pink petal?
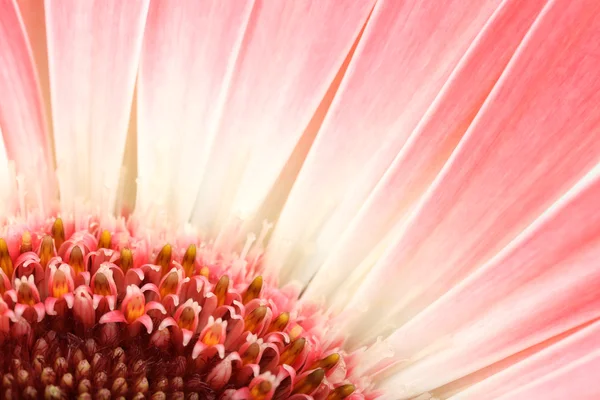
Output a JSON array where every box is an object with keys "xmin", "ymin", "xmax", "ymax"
[
  {"xmin": 492, "ymin": 350, "xmax": 600, "ymax": 400},
  {"xmin": 135, "ymin": 314, "xmax": 153, "ymax": 334},
  {"xmin": 145, "ymin": 300, "xmax": 167, "ymax": 315},
  {"xmin": 44, "ymin": 297, "xmax": 57, "ymax": 316},
  {"xmin": 136, "ymin": 0, "xmax": 253, "ymax": 221},
  {"xmin": 378, "ymin": 164, "xmax": 600, "ymax": 394},
  {"xmin": 0, "ymin": 0, "xmax": 55, "ymax": 208},
  {"xmin": 157, "ymin": 317, "xmax": 177, "ymax": 331},
  {"xmin": 13, "ymin": 303, "xmax": 27, "ymax": 318},
  {"xmin": 45, "ymin": 0, "xmax": 148, "ymax": 208},
  {"xmin": 16, "ymin": 0, "xmax": 52, "ymax": 139},
  {"xmin": 140, "ymin": 282, "xmax": 160, "ymax": 296},
  {"xmin": 267, "ymin": 0, "xmax": 504, "ymax": 282},
  {"xmin": 188, "ymin": 0, "xmax": 376, "ymax": 231},
  {"xmin": 181, "ymin": 329, "xmax": 194, "ymax": 347},
  {"xmin": 449, "ymin": 320, "xmax": 600, "ymax": 399},
  {"xmin": 99, "ymin": 310, "xmax": 127, "ymax": 324},
  {"xmin": 303, "ymin": 0, "xmax": 549, "ymax": 301},
  {"xmin": 33, "ymin": 302, "xmax": 45, "ymax": 322},
  {"xmin": 62, "ymin": 292, "xmax": 74, "ymax": 309},
  {"xmin": 347, "ymin": 0, "xmax": 600, "ymax": 337}
]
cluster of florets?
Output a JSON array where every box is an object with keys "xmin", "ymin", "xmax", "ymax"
[{"xmin": 0, "ymin": 217, "xmax": 364, "ymax": 399}]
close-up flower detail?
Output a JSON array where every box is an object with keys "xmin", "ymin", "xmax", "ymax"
[{"xmin": 1, "ymin": 0, "xmax": 600, "ymax": 399}]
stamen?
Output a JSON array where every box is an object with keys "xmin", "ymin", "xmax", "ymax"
[
  {"xmin": 159, "ymin": 271, "xmax": 179, "ymax": 298},
  {"xmin": 20, "ymin": 231, "xmax": 32, "ymax": 253},
  {"xmin": 155, "ymin": 244, "xmax": 172, "ymax": 276},
  {"xmin": 98, "ymin": 230, "xmax": 111, "ymax": 249},
  {"xmin": 181, "ymin": 244, "xmax": 196, "ymax": 278},
  {"xmin": 268, "ymin": 312, "xmax": 289, "ymax": 333},
  {"xmin": 17, "ymin": 282, "xmax": 35, "ymax": 305},
  {"xmin": 214, "ymin": 275, "xmax": 229, "ymax": 307},
  {"xmin": 242, "ymin": 276, "xmax": 263, "ymax": 304},
  {"xmin": 326, "ymin": 384, "xmax": 356, "ymax": 400},
  {"xmin": 244, "ymin": 306, "xmax": 267, "ymax": 334},
  {"xmin": 69, "ymin": 246, "xmax": 85, "ymax": 275},
  {"xmin": 177, "ymin": 307, "xmax": 196, "ymax": 330},
  {"xmin": 124, "ymin": 295, "xmax": 145, "ymax": 323},
  {"xmin": 310, "ymin": 353, "xmax": 340, "ymax": 372},
  {"xmin": 292, "ymin": 368, "xmax": 325, "ymax": 394},
  {"xmin": 51, "ymin": 269, "xmax": 69, "ymax": 299},
  {"xmin": 51, "ymin": 218, "xmax": 65, "ymax": 250},
  {"xmin": 280, "ymin": 337, "xmax": 306, "ymax": 365},
  {"xmin": 250, "ymin": 381, "xmax": 272, "ymax": 400},
  {"xmin": 201, "ymin": 323, "xmax": 223, "ymax": 346},
  {"xmin": 241, "ymin": 342, "xmax": 260, "ymax": 364},
  {"xmin": 119, "ymin": 248, "xmax": 133, "ymax": 273},
  {"xmin": 93, "ymin": 272, "xmax": 111, "ymax": 296},
  {"xmin": 0, "ymin": 238, "xmax": 13, "ymax": 277},
  {"xmin": 39, "ymin": 236, "xmax": 54, "ymax": 269}
]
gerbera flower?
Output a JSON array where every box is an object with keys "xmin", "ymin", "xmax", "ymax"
[{"xmin": 0, "ymin": 0, "xmax": 598, "ymax": 399}]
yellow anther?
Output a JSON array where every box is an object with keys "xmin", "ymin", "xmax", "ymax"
[
  {"xmin": 51, "ymin": 218, "xmax": 65, "ymax": 250},
  {"xmin": 201, "ymin": 324, "xmax": 222, "ymax": 346},
  {"xmin": 181, "ymin": 244, "xmax": 196, "ymax": 278},
  {"xmin": 124, "ymin": 296, "xmax": 145, "ymax": 323},
  {"xmin": 98, "ymin": 230, "xmax": 111, "ymax": 249},
  {"xmin": 0, "ymin": 277, "xmax": 5, "ymax": 295},
  {"xmin": 244, "ymin": 306, "xmax": 267, "ymax": 334},
  {"xmin": 52, "ymin": 269, "xmax": 69, "ymax": 299},
  {"xmin": 69, "ymin": 246, "xmax": 85, "ymax": 275},
  {"xmin": 279, "ymin": 337, "xmax": 306, "ymax": 366},
  {"xmin": 93, "ymin": 273, "xmax": 112, "ymax": 296},
  {"xmin": 20, "ymin": 231, "xmax": 32, "ymax": 253},
  {"xmin": 159, "ymin": 271, "xmax": 179, "ymax": 299},
  {"xmin": 155, "ymin": 244, "xmax": 172, "ymax": 276},
  {"xmin": 250, "ymin": 381, "xmax": 272, "ymax": 400},
  {"xmin": 241, "ymin": 342, "xmax": 260, "ymax": 364},
  {"xmin": 199, "ymin": 266, "xmax": 209, "ymax": 277},
  {"xmin": 177, "ymin": 307, "xmax": 196, "ymax": 330},
  {"xmin": 119, "ymin": 248, "xmax": 133, "ymax": 273},
  {"xmin": 292, "ymin": 368, "xmax": 325, "ymax": 394},
  {"xmin": 0, "ymin": 238, "xmax": 13, "ymax": 277},
  {"xmin": 310, "ymin": 353, "xmax": 340, "ymax": 372},
  {"xmin": 39, "ymin": 235, "xmax": 54, "ymax": 269},
  {"xmin": 17, "ymin": 283, "xmax": 35, "ymax": 305},
  {"xmin": 326, "ymin": 384, "xmax": 356, "ymax": 400},
  {"xmin": 289, "ymin": 325, "xmax": 303, "ymax": 341},
  {"xmin": 242, "ymin": 276, "xmax": 263, "ymax": 304},
  {"xmin": 214, "ymin": 275, "xmax": 229, "ymax": 307},
  {"xmin": 268, "ymin": 312, "xmax": 289, "ymax": 333}
]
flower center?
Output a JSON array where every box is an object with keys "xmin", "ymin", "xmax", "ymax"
[{"xmin": 0, "ymin": 217, "xmax": 362, "ymax": 399}]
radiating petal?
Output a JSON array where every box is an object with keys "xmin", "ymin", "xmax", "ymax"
[
  {"xmin": 17, "ymin": 0, "xmax": 53, "ymax": 146},
  {"xmin": 267, "ymin": 0, "xmax": 504, "ymax": 283},
  {"xmin": 303, "ymin": 0, "xmax": 548, "ymax": 302},
  {"xmin": 345, "ymin": 0, "xmax": 600, "ymax": 337},
  {"xmin": 136, "ymin": 0, "xmax": 253, "ymax": 222},
  {"xmin": 494, "ymin": 350, "xmax": 600, "ymax": 400},
  {"xmin": 45, "ymin": 0, "xmax": 149, "ymax": 210},
  {"xmin": 190, "ymin": 0, "xmax": 376, "ymax": 232},
  {"xmin": 376, "ymin": 162, "xmax": 600, "ymax": 395},
  {"xmin": 448, "ymin": 320, "xmax": 600, "ymax": 399},
  {"xmin": 0, "ymin": 0, "xmax": 55, "ymax": 210}
]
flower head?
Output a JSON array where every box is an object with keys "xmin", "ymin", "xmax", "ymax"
[{"xmin": 0, "ymin": 0, "xmax": 599, "ymax": 399}]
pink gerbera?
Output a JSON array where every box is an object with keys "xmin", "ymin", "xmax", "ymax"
[{"xmin": 0, "ymin": 0, "xmax": 599, "ymax": 399}]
